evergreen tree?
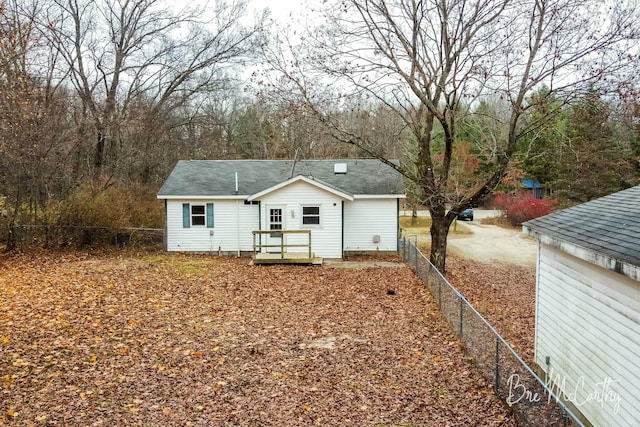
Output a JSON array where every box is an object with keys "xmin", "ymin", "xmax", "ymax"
[{"xmin": 561, "ymin": 90, "xmax": 635, "ymax": 202}]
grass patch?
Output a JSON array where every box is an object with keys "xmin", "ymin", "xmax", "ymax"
[
  {"xmin": 480, "ymin": 214, "xmax": 520, "ymax": 229},
  {"xmin": 142, "ymin": 254, "xmax": 166, "ymax": 265},
  {"xmin": 400, "ymin": 215, "xmax": 432, "ymax": 229},
  {"xmin": 141, "ymin": 253, "xmax": 219, "ymax": 274},
  {"xmin": 400, "ymin": 215, "xmax": 432, "ymax": 236},
  {"xmin": 449, "ymin": 220, "xmax": 473, "ymax": 235},
  {"xmin": 400, "ymin": 215, "xmax": 473, "ymax": 236},
  {"xmin": 175, "ymin": 259, "xmax": 217, "ymax": 274}
]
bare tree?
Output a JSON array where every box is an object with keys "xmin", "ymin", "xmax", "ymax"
[
  {"xmin": 0, "ymin": 0, "xmax": 76, "ymax": 249},
  {"xmin": 43, "ymin": 0, "xmax": 267, "ymax": 177},
  {"xmin": 263, "ymin": 0, "xmax": 640, "ymax": 271}
]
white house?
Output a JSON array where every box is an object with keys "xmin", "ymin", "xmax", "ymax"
[
  {"xmin": 523, "ymin": 186, "xmax": 640, "ymax": 427},
  {"xmin": 157, "ymin": 159, "xmax": 405, "ymax": 259}
]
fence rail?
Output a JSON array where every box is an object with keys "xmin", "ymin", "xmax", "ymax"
[
  {"xmin": 401, "ymin": 237, "xmax": 584, "ymax": 427},
  {"xmin": 6, "ymin": 225, "xmax": 164, "ymax": 249}
]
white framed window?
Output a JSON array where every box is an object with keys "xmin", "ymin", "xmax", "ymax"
[
  {"xmin": 301, "ymin": 205, "xmax": 321, "ymax": 227},
  {"xmin": 191, "ymin": 204, "xmax": 206, "ymax": 226},
  {"xmin": 182, "ymin": 203, "xmax": 213, "ymax": 228}
]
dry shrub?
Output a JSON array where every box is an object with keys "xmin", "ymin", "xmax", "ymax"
[{"xmin": 55, "ymin": 180, "xmax": 164, "ymax": 247}]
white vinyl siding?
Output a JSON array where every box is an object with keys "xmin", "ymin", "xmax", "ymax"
[
  {"xmin": 166, "ymin": 199, "xmax": 258, "ymax": 252},
  {"xmin": 535, "ymin": 244, "xmax": 640, "ymax": 426},
  {"xmin": 164, "ymin": 186, "xmax": 402, "ymax": 258},
  {"xmin": 343, "ymin": 198, "xmax": 398, "ymax": 252},
  {"xmin": 259, "ymin": 181, "xmax": 344, "ymax": 258}
]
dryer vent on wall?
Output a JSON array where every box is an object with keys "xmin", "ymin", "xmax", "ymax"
[{"xmin": 372, "ymin": 235, "xmax": 381, "ymax": 243}]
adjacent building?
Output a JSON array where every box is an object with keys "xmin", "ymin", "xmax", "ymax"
[{"xmin": 523, "ymin": 185, "xmax": 640, "ymax": 426}]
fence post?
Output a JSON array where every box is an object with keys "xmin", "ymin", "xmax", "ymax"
[
  {"xmin": 404, "ymin": 237, "xmax": 407, "ymax": 259},
  {"xmin": 404, "ymin": 237, "xmax": 408, "ymax": 260},
  {"xmin": 494, "ymin": 335, "xmax": 500, "ymax": 393},
  {"xmin": 437, "ymin": 280, "xmax": 442, "ymax": 308},
  {"xmin": 458, "ymin": 292, "xmax": 463, "ymax": 338}
]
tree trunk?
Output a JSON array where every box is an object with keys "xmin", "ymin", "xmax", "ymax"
[
  {"xmin": 429, "ymin": 207, "xmax": 453, "ymax": 273},
  {"xmin": 95, "ymin": 128, "xmax": 106, "ymax": 172},
  {"xmin": 6, "ymin": 224, "xmax": 16, "ymax": 252},
  {"xmin": 6, "ymin": 188, "xmax": 22, "ymax": 251}
]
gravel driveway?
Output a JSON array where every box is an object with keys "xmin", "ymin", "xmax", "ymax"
[
  {"xmin": 409, "ymin": 209, "xmax": 538, "ymax": 266},
  {"xmin": 448, "ymin": 221, "xmax": 537, "ymax": 266}
]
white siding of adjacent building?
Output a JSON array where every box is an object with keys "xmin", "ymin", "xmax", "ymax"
[
  {"xmin": 343, "ymin": 198, "xmax": 398, "ymax": 252},
  {"xmin": 257, "ymin": 180, "xmax": 344, "ymax": 258},
  {"xmin": 535, "ymin": 243, "xmax": 640, "ymax": 426},
  {"xmin": 165, "ymin": 199, "xmax": 258, "ymax": 252}
]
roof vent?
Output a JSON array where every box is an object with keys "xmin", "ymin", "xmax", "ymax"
[{"xmin": 334, "ymin": 163, "xmax": 347, "ymax": 174}]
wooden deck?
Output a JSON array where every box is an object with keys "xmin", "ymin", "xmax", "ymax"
[
  {"xmin": 252, "ymin": 252, "xmax": 323, "ymax": 265},
  {"xmin": 252, "ymin": 230, "xmax": 321, "ymax": 265}
]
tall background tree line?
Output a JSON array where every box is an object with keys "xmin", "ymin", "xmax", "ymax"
[{"xmin": 1, "ymin": 0, "xmax": 639, "ymax": 264}]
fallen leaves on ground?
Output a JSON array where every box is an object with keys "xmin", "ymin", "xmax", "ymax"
[
  {"xmin": 0, "ymin": 252, "xmax": 515, "ymax": 426},
  {"xmin": 445, "ymin": 255, "xmax": 536, "ymax": 364}
]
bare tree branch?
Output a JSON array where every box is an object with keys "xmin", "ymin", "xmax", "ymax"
[
  {"xmin": 40, "ymin": 0, "xmax": 267, "ymax": 174},
  {"xmin": 262, "ymin": 0, "xmax": 640, "ymax": 271}
]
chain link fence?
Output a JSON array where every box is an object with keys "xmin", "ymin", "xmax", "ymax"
[
  {"xmin": 6, "ymin": 225, "xmax": 164, "ymax": 250},
  {"xmin": 401, "ymin": 237, "xmax": 585, "ymax": 427}
]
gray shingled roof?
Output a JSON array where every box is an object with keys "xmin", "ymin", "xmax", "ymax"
[
  {"xmin": 523, "ymin": 186, "xmax": 640, "ymax": 268},
  {"xmin": 157, "ymin": 159, "xmax": 405, "ymax": 197}
]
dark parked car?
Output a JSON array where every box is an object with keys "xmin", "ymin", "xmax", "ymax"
[{"xmin": 457, "ymin": 207, "xmax": 474, "ymax": 221}]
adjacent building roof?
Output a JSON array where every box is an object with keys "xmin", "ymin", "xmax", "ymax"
[
  {"xmin": 523, "ymin": 185, "xmax": 640, "ymax": 278},
  {"xmin": 521, "ymin": 178, "xmax": 542, "ymax": 189},
  {"xmin": 157, "ymin": 159, "xmax": 405, "ymax": 198}
]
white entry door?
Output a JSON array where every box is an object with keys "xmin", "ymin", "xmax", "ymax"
[{"xmin": 266, "ymin": 205, "xmax": 285, "ymax": 252}]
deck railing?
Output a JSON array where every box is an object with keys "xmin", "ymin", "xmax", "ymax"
[{"xmin": 252, "ymin": 229, "xmax": 312, "ymax": 259}]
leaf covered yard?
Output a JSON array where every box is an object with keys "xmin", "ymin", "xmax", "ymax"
[{"xmin": 1, "ymin": 253, "xmax": 514, "ymax": 426}]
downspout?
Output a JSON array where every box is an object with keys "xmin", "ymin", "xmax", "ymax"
[
  {"xmin": 397, "ymin": 198, "xmax": 400, "ymax": 252},
  {"xmin": 235, "ymin": 172, "xmax": 240, "ymax": 257},
  {"xmin": 258, "ymin": 201, "xmax": 262, "ymax": 251},
  {"xmin": 341, "ymin": 201, "xmax": 345, "ymax": 258},
  {"xmin": 236, "ymin": 199, "xmax": 240, "ymax": 257},
  {"xmin": 164, "ymin": 200, "xmax": 168, "ymax": 251}
]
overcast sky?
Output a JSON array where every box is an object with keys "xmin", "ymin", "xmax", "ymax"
[{"xmin": 248, "ymin": 0, "xmax": 310, "ymax": 26}]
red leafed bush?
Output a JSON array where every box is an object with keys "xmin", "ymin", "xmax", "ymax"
[{"xmin": 493, "ymin": 192, "xmax": 558, "ymax": 225}]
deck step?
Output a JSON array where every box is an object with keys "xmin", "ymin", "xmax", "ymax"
[{"xmin": 252, "ymin": 252, "xmax": 323, "ymax": 265}]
